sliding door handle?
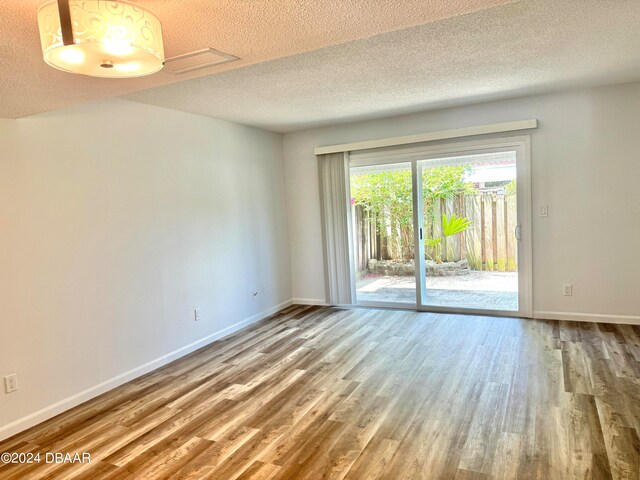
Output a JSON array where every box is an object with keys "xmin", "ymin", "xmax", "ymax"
[
  {"xmin": 514, "ymin": 224, "xmax": 522, "ymax": 241},
  {"xmin": 420, "ymin": 227, "xmax": 423, "ymax": 240}
]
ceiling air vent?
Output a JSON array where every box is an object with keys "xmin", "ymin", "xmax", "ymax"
[{"xmin": 164, "ymin": 48, "xmax": 238, "ymax": 74}]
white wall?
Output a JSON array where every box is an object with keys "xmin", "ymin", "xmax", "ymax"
[
  {"xmin": 0, "ymin": 99, "xmax": 291, "ymax": 438},
  {"xmin": 283, "ymin": 82, "xmax": 640, "ymax": 321}
]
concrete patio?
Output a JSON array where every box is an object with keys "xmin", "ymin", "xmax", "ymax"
[{"xmin": 356, "ymin": 271, "xmax": 518, "ymax": 311}]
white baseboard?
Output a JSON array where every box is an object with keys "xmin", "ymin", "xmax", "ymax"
[
  {"xmin": 292, "ymin": 298, "xmax": 328, "ymax": 306},
  {"xmin": 533, "ymin": 310, "xmax": 640, "ymax": 325},
  {"xmin": 0, "ymin": 299, "xmax": 292, "ymax": 442}
]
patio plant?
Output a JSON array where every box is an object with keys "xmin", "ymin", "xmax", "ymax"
[
  {"xmin": 425, "ymin": 237, "xmax": 443, "ymax": 263},
  {"xmin": 442, "ymin": 213, "xmax": 472, "ymax": 237},
  {"xmin": 426, "ymin": 213, "xmax": 472, "ymax": 263}
]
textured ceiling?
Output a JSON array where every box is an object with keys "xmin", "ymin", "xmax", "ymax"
[
  {"xmin": 124, "ymin": 0, "xmax": 640, "ymax": 132},
  {"xmin": 0, "ymin": 0, "xmax": 514, "ymax": 118}
]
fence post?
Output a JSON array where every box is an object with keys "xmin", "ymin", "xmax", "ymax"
[
  {"xmin": 506, "ymin": 194, "xmax": 517, "ymax": 271},
  {"xmin": 459, "ymin": 194, "xmax": 466, "ymax": 261},
  {"xmin": 483, "ymin": 194, "xmax": 494, "ymax": 270},
  {"xmin": 466, "ymin": 195, "xmax": 483, "ymax": 270},
  {"xmin": 495, "ymin": 195, "xmax": 507, "ymax": 271}
]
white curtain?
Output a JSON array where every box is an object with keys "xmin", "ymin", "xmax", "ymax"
[{"xmin": 318, "ymin": 152, "xmax": 355, "ymax": 305}]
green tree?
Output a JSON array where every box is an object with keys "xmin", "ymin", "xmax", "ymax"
[{"xmin": 351, "ymin": 169, "xmax": 414, "ymax": 260}]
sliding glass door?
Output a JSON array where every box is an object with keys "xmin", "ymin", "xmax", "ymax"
[
  {"xmin": 417, "ymin": 151, "xmax": 520, "ymax": 313},
  {"xmin": 349, "ymin": 162, "xmax": 416, "ymax": 306},
  {"xmin": 348, "ymin": 138, "xmax": 531, "ymax": 316}
]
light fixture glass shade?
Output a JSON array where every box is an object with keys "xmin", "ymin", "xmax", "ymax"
[{"xmin": 37, "ymin": 0, "xmax": 164, "ymax": 78}]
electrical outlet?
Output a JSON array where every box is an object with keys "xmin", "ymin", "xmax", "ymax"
[
  {"xmin": 563, "ymin": 284, "xmax": 573, "ymax": 296},
  {"xmin": 4, "ymin": 374, "xmax": 18, "ymax": 394},
  {"xmin": 540, "ymin": 205, "xmax": 548, "ymax": 217},
  {"xmin": 194, "ymin": 308, "xmax": 201, "ymax": 322}
]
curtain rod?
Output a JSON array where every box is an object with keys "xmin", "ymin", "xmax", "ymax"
[{"xmin": 314, "ymin": 119, "xmax": 538, "ymax": 156}]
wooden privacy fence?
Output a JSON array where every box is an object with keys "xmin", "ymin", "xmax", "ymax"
[{"xmin": 353, "ymin": 193, "xmax": 518, "ymax": 273}]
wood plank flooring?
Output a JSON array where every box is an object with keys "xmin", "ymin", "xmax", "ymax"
[{"xmin": 1, "ymin": 305, "xmax": 639, "ymax": 479}]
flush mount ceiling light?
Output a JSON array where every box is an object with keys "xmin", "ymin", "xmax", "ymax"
[{"xmin": 37, "ymin": 0, "xmax": 164, "ymax": 78}]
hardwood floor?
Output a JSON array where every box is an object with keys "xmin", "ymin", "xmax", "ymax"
[{"xmin": 1, "ymin": 305, "xmax": 639, "ymax": 479}]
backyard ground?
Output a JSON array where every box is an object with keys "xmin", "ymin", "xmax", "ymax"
[{"xmin": 356, "ymin": 271, "xmax": 518, "ymax": 311}]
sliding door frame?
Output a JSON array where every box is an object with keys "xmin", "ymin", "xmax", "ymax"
[
  {"xmin": 412, "ymin": 136, "xmax": 532, "ymax": 318},
  {"xmin": 348, "ymin": 160, "xmax": 418, "ymax": 310},
  {"xmin": 348, "ymin": 135, "xmax": 533, "ymax": 318}
]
